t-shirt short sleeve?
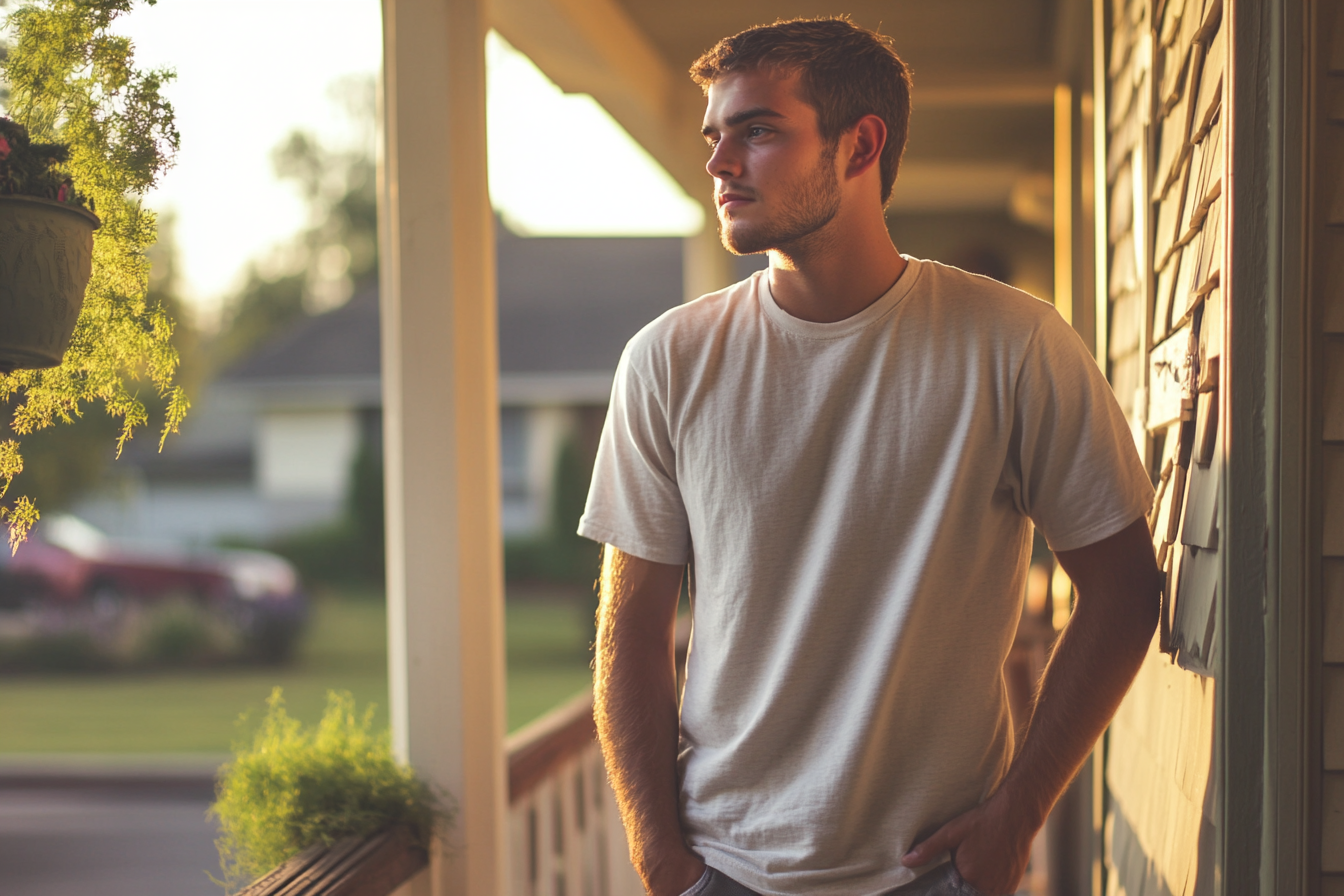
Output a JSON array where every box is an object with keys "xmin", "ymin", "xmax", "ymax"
[
  {"xmin": 1004, "ymin": 310, "xmax": 1155, "ymax": 553},
  {"xmin": 577, "ymin": 343, "xmax": 691, "ymax": 566}
]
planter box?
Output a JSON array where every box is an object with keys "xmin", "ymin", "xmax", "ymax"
[
  {"xmin": 0, "ymin": 195, "xmax": 100, "ymax": 374},
  {"xmin": 237, "ymin": 826, "xmax": 428, "ymax": 896}
]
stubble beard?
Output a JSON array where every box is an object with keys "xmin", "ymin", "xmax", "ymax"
[{"xmin": 718, "ymin": 143, "xmax": 842, "ymax": 257}]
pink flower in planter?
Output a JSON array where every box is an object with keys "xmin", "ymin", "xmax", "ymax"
[{"xmin": 0, "ymin": 136, "xmax": 10, "ymax": 160}]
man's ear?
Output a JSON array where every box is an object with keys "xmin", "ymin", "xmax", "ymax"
[{"xmin": 844, "ymin": 114, "xmax": 887, "ymax": 182}]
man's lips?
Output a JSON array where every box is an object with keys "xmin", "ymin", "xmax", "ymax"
[{"xmin": 716, "ymin": 192, "xmax": 753, "ymax": 211}]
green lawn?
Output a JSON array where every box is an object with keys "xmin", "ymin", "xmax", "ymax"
[{"xmin": 0, "ymin": 590, "xmax": 595, "ymax": 754}]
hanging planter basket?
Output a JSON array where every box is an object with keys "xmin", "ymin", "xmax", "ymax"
[{"xmin": 0, "ymin": 194, "xmax": 100, "ymax": 375}]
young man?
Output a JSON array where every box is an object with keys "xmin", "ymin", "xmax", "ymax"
[{"xmin": 578, "ymin": 17, "xmax": 1160, "ymax": 896}]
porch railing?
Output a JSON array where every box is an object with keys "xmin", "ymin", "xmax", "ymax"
[
  {"xmin": 505, "ymin": 690, "xmax": 641, "ymax": 896},
  {"xmin": 503, "ymin": 617, "xmax": 689, "ymax": 896}
]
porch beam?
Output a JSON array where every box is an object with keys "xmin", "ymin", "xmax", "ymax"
[
  {"xmin": 379, "ymin": 1, "xmax": 508, "ymax": 894},
  {"xmin": 912, "ymin": 68, "xmax": 1057, "ymax": 107}
]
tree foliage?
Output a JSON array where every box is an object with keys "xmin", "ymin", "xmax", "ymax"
[
  {"xmin": 0, "ymin": 0, "xmax": 184, "ymax": 548},
  {"xmin": 213, "ymin": 76, "xmax": 376, "ymax": 367}
]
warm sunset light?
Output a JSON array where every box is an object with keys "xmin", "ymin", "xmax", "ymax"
[{"xmin": 485, "ymin": 31, "xmax": 704, "ymax": 238}]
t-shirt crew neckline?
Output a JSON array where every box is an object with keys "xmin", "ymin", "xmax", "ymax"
[{"xmin": 757, "ymin": 255, "xmax": 923, "ymax": 339}]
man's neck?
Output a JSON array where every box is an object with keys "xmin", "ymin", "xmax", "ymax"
[{"xmin": 766, "ymin": 212, "xmax": 907, "ymax": 324}]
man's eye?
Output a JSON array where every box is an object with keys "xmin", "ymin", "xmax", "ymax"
[{"xmin": 748, "ymin": 127, "xmax": 768, "ymax": 138}]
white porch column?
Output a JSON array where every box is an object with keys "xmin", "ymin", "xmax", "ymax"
[{"xmin": 379, "ymin": 1, "xmax": 508, "ymax": 895}]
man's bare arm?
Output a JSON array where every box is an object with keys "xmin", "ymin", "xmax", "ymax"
[
  {"xmin": 902, "ymin": 517, "xmax": 1161, "ymax": 894},
  {"xmin": 595, "ymin": 546, "xmax": 706, "ymax": 896}
]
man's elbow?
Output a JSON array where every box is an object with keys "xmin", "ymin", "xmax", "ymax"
[{"xmin": 1060, "ymin": 517, "xmax": 1163, "ymax": 647}]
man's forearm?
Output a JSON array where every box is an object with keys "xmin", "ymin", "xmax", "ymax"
[
  {"xmin": 902, "ymin": 518, "xmax": 1161, "ymax": 891},
  {"xmin": 997, "ymin": 518, "xmax": 1162, "ymax": 827},
  {"xmin": 594, "ymin": 548, "xmax": 704, "ymax": 895},
  {"xmin": 999, "ymin": 583, "xmax": 1157, "ymax": 826}
]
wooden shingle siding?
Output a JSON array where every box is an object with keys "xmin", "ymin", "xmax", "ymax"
[
  {"xmin": 1105, "ymin": 645, "xmax": 1218, "ymax": 894},
  {"xmin": 1327, "ymin": 560, "xmax": 1344, "ymax": 663},
  {"xmin": 1315, "ymin": 0, "xmax": 1344, "ymax": 887},
  {"xmin": 1326, "ymin": 446, "xmax": 1344, "ymax": 558},
  {"xmin": 1145, "ymin": 0, "xmax": 1221, "ymax": 675},
  {"xmin": 1325, "ymin": 339, "xmax": 1344, "ymax": 440},
  {"xmin": 1327, "ymin": 773, "xmax": 1344, "ymax": 873},
  {"xmin": 1101, "ymin": 0, "xmax": 1223, "ymax": 889},
  {"xmin": 1327, "ymin": 667, "xmax": 1344, "ymax": 773},
  {"xmin": 1324, "ymin": 238, "xmax": 1344, "ymax": 333}
]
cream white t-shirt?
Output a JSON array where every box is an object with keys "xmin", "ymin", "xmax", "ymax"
[{"xmin": 578, "ymin": 258, "xmax": 1152, "ymax": 896}]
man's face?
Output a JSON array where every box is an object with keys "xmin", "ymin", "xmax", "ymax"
[{"xmin": 701, "ymin": 69, "xmax": 841, "ymax": 256}]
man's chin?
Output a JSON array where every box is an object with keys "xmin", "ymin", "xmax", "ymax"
[{"xmin": 718, "ymin": 223, "xmax": 772, "ymax": 257}]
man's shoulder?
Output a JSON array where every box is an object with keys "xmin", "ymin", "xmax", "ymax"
[
  {"xmin": 912, "ymin": 257, "xmax": 1055, "ymax": 319},
  {"xmin": 621, "ymin": 271, "xmax": 761, "ymax": 365},
  {"xmin": 906, "ymin": 257, "xmax": 1068, "ymax": 352}
]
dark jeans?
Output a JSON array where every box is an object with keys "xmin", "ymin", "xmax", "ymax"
[{"xmin": 679, "ymin": 863, "xmax": 986, "ymax": 896}]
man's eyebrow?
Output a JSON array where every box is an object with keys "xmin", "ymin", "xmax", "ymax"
[{"xmin": 701, "ymin": 107, "xmax": 786, "ymax": 136}]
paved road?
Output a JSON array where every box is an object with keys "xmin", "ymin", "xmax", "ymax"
[{"xmin": 0, "ymin": 785, "xmax": 222, "ymax": 896}]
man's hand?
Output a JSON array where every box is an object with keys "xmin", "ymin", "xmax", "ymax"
[
  {"xmin": 904, "ymin": 517, "xmax": 1160, "ymax": 896},
  {"xmin": 594, "ymin": 546, "xmax": 703, "ymax": 896},
  {"xmin": 900, "ymin": 785, "xmax": 1037, "ymax": 895},
  {"xmin": 647, "ymin": 849, "xmax": 708, "ymax": 896}
]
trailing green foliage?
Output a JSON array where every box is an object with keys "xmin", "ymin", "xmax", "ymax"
[
  {"xmin": 211, "ymin": 688, "xmax": 446, "ymax": 892},
  {"xmin": 0, "ymin": 0, "xmax": 184, "ymax": 548},
  {"xmin": 3, "ymin": 215, "xmax": 199, "ymax": 514}
]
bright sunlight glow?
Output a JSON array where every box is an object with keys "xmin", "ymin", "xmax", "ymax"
[{"xmin": 485, "ymin": 31, "xmax": 704, "ymax": 238}]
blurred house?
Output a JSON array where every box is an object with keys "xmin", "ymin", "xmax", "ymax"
[{"xmin": 72, "ymin": 225, "xmax": 705, "ymax": 544}]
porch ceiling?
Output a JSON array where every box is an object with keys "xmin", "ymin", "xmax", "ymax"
[
  {"xmin": 491, "ymin": 0, "xmax": 1072, "ymax": 217},
  {"xmin": 618, "ymin": 0, "xmax": 1064, "ymax": 213},
  {"xmin": 616, "ymin": 0, "xmax": 1059, "ymax": 85}
]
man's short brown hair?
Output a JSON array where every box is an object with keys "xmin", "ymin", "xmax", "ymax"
[{"xmin": 690, "ymin": 16, "xmax": 912, "ymax": 205}]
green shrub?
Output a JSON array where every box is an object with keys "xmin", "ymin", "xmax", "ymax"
[
  {"xmin": 139, "ymin": 600, "xmax": 217, "ymax": 665},
  {"xmin": 264, "ymin": 440, "xmax": 385, "ymax": 588},
  {"xmin": 504, "ymin": 437, "xmax": 600, "ymax": 586},
  {"xmin": 268, "ymin": 520, "xmax": 365, "ymax": 587},
  {"xmin": 0, "ymin": 630, "xmax": 103, "ymax": 672},
  {"xmin": 210, "ymin": 688, "xmax": 447, "ymax": 892}
]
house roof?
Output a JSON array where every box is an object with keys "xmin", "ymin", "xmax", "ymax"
[
  {"xmin": 219, "ymin": 224, "xmax": 689, "ymax": 403},
  {"xmin": 223, "ymin": 285, "xmax": 382, "ymax": 384},
  {"xmin": 495, "ymin": 225, "xmax": 684, "ymax": 376}
]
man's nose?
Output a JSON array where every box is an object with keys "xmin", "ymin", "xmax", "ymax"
[{"xmin": 705, "ymin": 139, "xmax": 742, "ymax": 180}]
